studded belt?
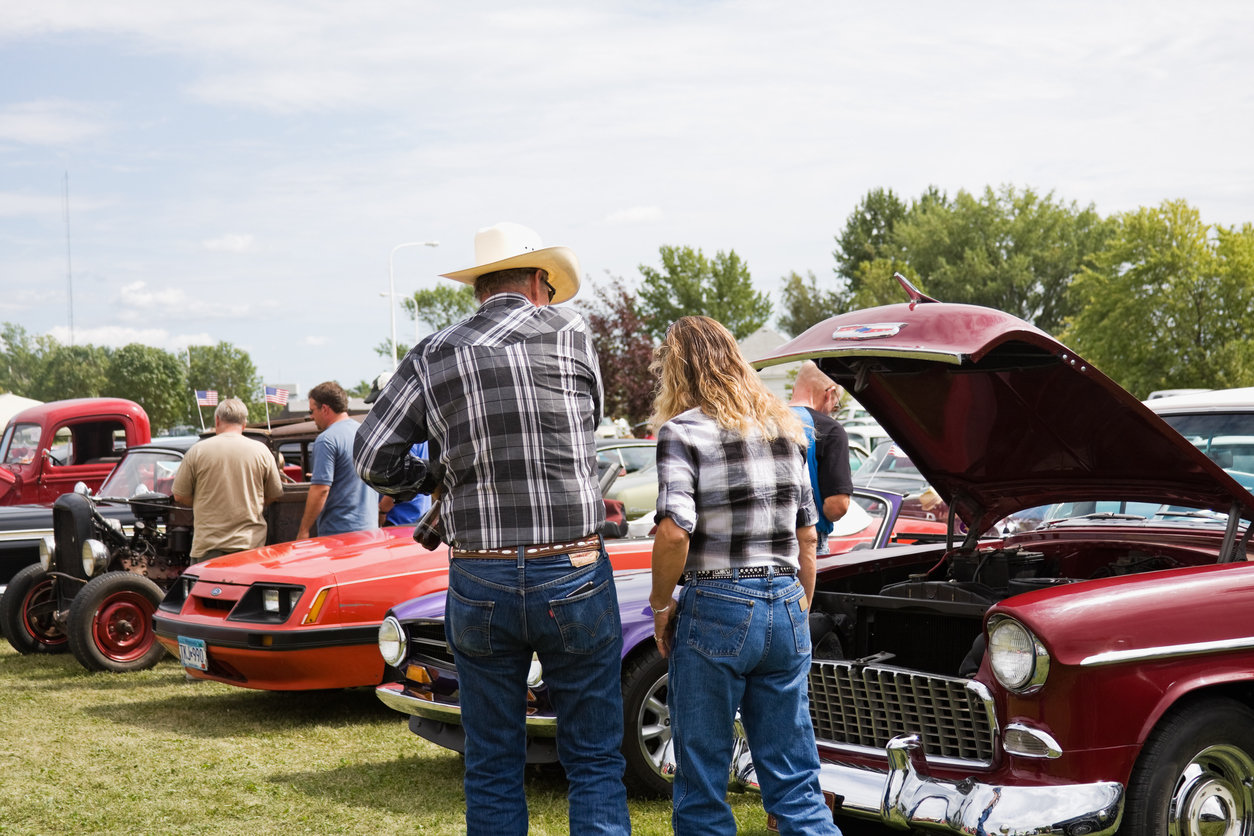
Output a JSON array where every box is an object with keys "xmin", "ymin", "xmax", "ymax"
[
  {"xmin": 451, "ymin": 537, "xmax": 602, "ymax": 560},
  {"xmin": 680, "ymin": 565, "xmax": 797, "ymax": 584}
]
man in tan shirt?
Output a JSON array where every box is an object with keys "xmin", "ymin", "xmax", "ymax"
[{"xmin": 173, "ymin": 397, "xmax": 285, "ymax": 561}]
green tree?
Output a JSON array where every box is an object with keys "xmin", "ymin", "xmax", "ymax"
[
  {"xmin": 833, "ymin": 187, "xmax": 910, "ymax": 281},
  {"xmin": 187, "ymin": 342, "xmax": 261, "ymax": 423},
  {"xmin": 1063, "ymin": 200, "xmax": 1254, "ymax": 397},
  {"xmin": 403, "ymin": 285, "xmax": 477, "ymax": 334},
  {"xmin": 39, "ymin": 344, "xmax": 111, "ymax": 400},
  {"xmin": 776, "ymin": 271, "xmax": 837, "ymax": 338},
  {"xmin": 831, "ymin": 186, "xmax": 945, "ymax": 312},
  {"xmin": 890, "ymin": 185, "xmax": 1110, "ymax": 332},
  {"xmin": 105, "ymin": 344, "xmax": 188, "ymax": 431},
  {"xmin": 0, "ymin": 323, "xmax": 54, "ymax": 396},
  {"xmin": 578, "ymin": 276, "xmax": 657, "ymax": 430},
  {"xmin": 637, "ymin": 246, "xmax": 771, "ymax": 340}
]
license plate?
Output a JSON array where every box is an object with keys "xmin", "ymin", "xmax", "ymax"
[{"xmin": 178, "ymin": 636, "xmax": 208, "ymax": 671}]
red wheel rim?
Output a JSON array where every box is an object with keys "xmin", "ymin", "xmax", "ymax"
[
  {"xmin": 91, "ymin": 591, "xmax": 156, "ymax": 662},
  {"xmin": 21, "ymin": 576, "xmax": 67, "ymax": 647}
]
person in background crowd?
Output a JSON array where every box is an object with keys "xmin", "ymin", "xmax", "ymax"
[
  {"xmin": 353, "ymin": 222, "xmax": 630, "ymax": 836},
  {"xmin": 787, "ymin": 360, "xmax": 853, "ymax": 554},
  {"xmin": 648, "ymin": 316, "xmax": 841, "ymax": 836},
  {"xmin": 363, "ymin": 375, "xmax": 431, "ymax": 526},
  {"xmin": 173, "ymin": 397, "xmax": 284, "ymax": 561},
  {"xmin": 298, "ymin": 381, "xmax": 377, "ymax": 538}
]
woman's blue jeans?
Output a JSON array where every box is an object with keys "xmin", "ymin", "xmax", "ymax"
[
  {"xmin": 446, "ymin": 549, "xmax": 631, "ymax": 836},
  {"xmin": 668, "ymin": 572, "xmax": 841, "ymax": 836}
]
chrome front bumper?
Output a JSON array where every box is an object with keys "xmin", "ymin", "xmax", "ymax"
[
  {"xmin": 375, "ymin": 681, "xmax": 557, "ymax": 735},
  {"xmin": 715, "ymin": 734, "xmax": 1121, "ymax": 836}
]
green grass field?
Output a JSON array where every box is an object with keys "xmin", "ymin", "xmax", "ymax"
[{"xmin": 0, "ymin": 643, "xmax": 770, "ymax": 835}]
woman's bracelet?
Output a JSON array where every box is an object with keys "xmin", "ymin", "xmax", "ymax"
[{"xmin": 649, "ymin": 603, "xmax": 671, "ymax": 615}]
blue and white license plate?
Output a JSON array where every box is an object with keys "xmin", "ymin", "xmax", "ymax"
[{"xmin": 177, "ymin": 636, "xmax": 208, "ymax": 671}]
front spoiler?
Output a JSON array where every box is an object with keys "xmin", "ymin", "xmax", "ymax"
[{"xmin": 719, "ymin": 734, "xmax": 1122, "ymax": 835}]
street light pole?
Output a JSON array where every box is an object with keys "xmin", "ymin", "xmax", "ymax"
[{"xmin": 389, "ymin": 240, "xmax": 439, "ymax": 369}]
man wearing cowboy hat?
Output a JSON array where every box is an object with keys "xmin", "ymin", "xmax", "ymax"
[{"xmin": 354, "ymin": 223, "xmax": 629, "ymax": 836}]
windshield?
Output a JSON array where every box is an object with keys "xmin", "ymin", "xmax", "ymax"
[
  {"xmin": 1, "ymin": 423, "xmax": 41, "ymax": 465},
  {"xmin": 1158, "ymin": 413, "xmax": 1254, "ymax": 489},
  {"xmin": 98, "ymin": 450, "xmax": 184, "ymax": 498}
]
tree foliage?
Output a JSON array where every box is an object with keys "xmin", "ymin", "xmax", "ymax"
[
  {"xmin": 106, "ymin": 344, "xmax": 189, "ymax": 431},
  {"xmin": 894, "ymin": 186, "xmax": 1111, "ymax": 332},
  {"xmin": 776, "ymin": 271, "xmax": 837, "ymax": 338},
  {"xmin": 578, "ymin": 276, "xmax": 657, "ymax": 430},
  {"xmin": 637, "ymin": 245, "xmax": 772, "ymax": 340},
  {"xmin": 828, "ymin": 185, "xmax": 1109, "ymax": 333},
  {"xmin": 187, "ymin": 342, "xmax": 262, "ymax": 422},
  {"xmin": 404, "ymin": 284, "xmax": 478, "ymax": 334},
  {"xmin": 1062, "ymin": 200, "xmax": 1254, "ymax": 397}
]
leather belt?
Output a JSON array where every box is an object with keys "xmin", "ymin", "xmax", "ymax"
[
  {"xmin": 681, "ymin": 565, "xmax": 797, "ymax": 584},
  {"xmin": 451, "ymin": 537, "xmax": 602, "ymax": 560}
]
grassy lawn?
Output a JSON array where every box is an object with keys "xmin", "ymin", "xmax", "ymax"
[{"xmin": 0, "ymin": 643, "xmax": 770, "ymax": 835}]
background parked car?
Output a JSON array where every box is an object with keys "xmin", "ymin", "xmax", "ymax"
[{"xmin": 0, "ymin": 429, "xmax": 312, "ymax": 673}]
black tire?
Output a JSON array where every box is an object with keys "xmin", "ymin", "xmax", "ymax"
[
  {"xmin": 0, "ymin": 564, "xmax": 69, "ymax": 655},
  {"xmin": 67, "ymin": 572, "xmax": 167, "ymax": 672},
  {"xmin": 1120, "ymin": 696, "xmax": 1254, "ymax": 835},
  {"xmin": 620, "ymin": 646, "xmax": 672, "ymax": 797}
]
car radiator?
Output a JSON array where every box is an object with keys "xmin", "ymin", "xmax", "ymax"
[{"xmin": 807, "ymin": 660, "xmax": 996, "ymax": 765}]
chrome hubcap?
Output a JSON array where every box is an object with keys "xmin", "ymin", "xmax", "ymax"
[
  {"xmin": 635, "ymin": 672, "xmax": 670, "ymax": 775},
  {"xmin": 1169, "ymin": 745, "xmax": 1254, "ymax": 836}
]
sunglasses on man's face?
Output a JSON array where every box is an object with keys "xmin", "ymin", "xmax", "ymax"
[{"xmin": 543, "ymin": 277, "xmax": 557, "ymax": 303}]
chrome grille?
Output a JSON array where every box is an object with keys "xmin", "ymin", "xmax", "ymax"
[
  {"xmin": 808, "ymin": 661, "xmax": 995, "ymax": 764},
  {"xmin": 407, "ymin": 621, "xmax": 455, "ymax": 665}
]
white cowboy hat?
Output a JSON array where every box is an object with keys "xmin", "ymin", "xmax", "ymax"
[{"xmin": 440, "ymin": 222, "xmax": 581, "ymax": 304}]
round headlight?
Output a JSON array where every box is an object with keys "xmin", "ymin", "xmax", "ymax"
[
  {"xmin": 39, "ymin": 535, "xmax": 55, "ymax": 571},
  {"xmin": 378, "ymin": 615, "xmax": 407, "ymax": 668},
  {"xmin": 80, "ymin": 538, "xmax": 111, "ymax": 578},
  {"xmin": 988, "ymin": 617, "xmax": 1050, "ymax": 692}
]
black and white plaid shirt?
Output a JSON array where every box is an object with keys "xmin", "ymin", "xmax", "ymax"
[
  {"xmin": 354, "ymin": 292, "xmax": 605, "ymax": 550},
  {"xmin": 655, "ymin": 407, "xmax": 817, "ymax": 573}
]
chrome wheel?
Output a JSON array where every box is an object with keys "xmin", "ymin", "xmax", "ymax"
[{"xmin": 1168, "ymin": 744, "xmax": 1254, "ymax": 836}]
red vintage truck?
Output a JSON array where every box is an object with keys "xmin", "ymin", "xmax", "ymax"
[{"xmin": 0, "ymin": 398, "xmax": 151, "ymax": 506}]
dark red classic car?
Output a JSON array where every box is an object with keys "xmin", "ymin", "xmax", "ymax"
[{"xmin": 706, "ymin": 281, "xmax": 1254, "ymax": 835}]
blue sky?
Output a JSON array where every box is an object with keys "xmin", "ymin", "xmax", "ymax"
[{"xmin": 3, "ymin": 1, "xmax": 1253, "ymax": 398}]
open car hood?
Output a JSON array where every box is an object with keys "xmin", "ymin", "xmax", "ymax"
[{"xmin": 754, "ymin": 295, "xmax": 1254, "ymax": 534}]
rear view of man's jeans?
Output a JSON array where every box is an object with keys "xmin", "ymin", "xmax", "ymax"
[{"xmin": 446, "ymin": 550, "xmax": 630, "ymax": 836}]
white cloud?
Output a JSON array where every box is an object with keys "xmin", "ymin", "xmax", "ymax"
[
  {"xmin": 116, "ymin": 281, "xmax": 255, "ymax": 320},
  {"xmin": 304, "ymin": 336, "xmax": 328, "ymax": 346},
  {"xmin": 44, "ymin": 324, "xmax": 199, "ymax": 353},
  {"xmin": 605, "ymin": 206, "xmax": 663, "ymax": 225},
  {"xmin": 0, "ymin": 101, "xmax": 108, "ymax": 146},
  {"xmin": 201, "ymin": 233, "xmax": 255, "ymax": 253}
]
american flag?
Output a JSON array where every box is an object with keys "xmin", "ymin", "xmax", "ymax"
[
  {"xmin": 264, "ymin": 385, "xmax": 289, "ymax": 406},
  {"xmin": 195, "ymin": 389, "xmax": 218, "ymax": 407}
]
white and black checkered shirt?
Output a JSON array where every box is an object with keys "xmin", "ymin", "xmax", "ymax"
[
  {"xmin": 354, "ymin": 293, "xmax": 605, "ymax": 550},
  {"xmin": 655, "ymin": 407, "xmax": 817, "ymax": 573}
]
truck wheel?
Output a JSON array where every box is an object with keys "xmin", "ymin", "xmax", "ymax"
[
  {"xmin": 1121, "ymin": 697, "xmax": 1254, "ymax": 834},
  {"xmin": 620, "ymin": 646, "xmax": 672, "ymax": 797},
  {"xmin": 67, "ymin": 572, "xmax": 167, "ymax": 672},
  {"xmin": 0, "ymin": 564, "xmax": 68, "ymax": 654}
]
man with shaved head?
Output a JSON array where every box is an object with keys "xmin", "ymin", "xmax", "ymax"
[{"xmin": 788, "ymin": 360, "xmax": 853, "ymax": 554}]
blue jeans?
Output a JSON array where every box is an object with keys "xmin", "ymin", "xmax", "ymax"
[
  {"xmin": 446, "ymin": 549, "xmax": 630, "ymax": 836},
  {"xmin": 668, "ymin": 572, "xmax": 840, "ymax": 836}
]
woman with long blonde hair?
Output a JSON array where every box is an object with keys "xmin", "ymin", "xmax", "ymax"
[{"xmin": 648, "ymin": 316, "xmax": 840, "ymax": 836}]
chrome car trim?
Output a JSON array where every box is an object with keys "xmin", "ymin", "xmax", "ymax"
[
  {"xmin": 808, "ymin": 661, "xmax": 998, "ymax": 765},
  {"xmin": 0, "ymin": 528, "xmax": 52, "ymax": 541},
  {"xmin": 1003, "ymin": 723, "xmax": 1063, "ymax": 759},
  {"xmin": 374, "ymin": 682, "xmax": 559, "ymax": 735},
  {"xmin": 717, "ymin": 734, "xmax": 1123, "ymax": 835},
  {"xmin": 1081, "ymin": 634, "xmax": 1254, "ymax": 667}
]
